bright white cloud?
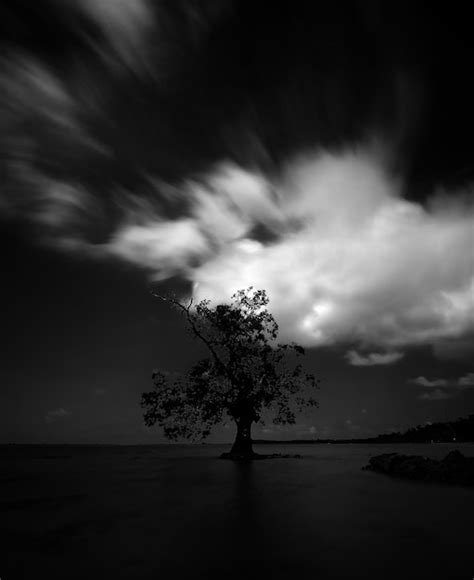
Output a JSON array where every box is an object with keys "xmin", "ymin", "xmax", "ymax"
[
  {"xmin": 345, "ymin": 350, "xmax": 404, "ymax": 366},
  {"xmin": 108, "ymin": 219, "xmax": 210, "ymax": 278},
  {"xmin": 189, "ymin": 151, "xmax": 474, "ymax": 351},
  {"xmin": 101, "ymin": 151, "xmax": 473, "ymax": 354}
]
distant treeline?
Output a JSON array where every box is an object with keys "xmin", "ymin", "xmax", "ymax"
[
  {"xmin": 364, "ymin": 414, "xmax": 474, "ymax": 443},
  {"xmin": 254, "ymin": 414, "xmax": 474, "ymax": 444}
]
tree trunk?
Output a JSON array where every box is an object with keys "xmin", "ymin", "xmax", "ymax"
[{"xmin": 228, "ymin": 416, "xmax": 255, "ymax": 459}]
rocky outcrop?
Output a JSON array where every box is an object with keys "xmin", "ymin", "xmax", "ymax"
[{"xmin": 363, "ymin": 450, "xmax": 474, "ymax": 486}]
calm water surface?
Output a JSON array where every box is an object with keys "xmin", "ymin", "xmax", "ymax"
[{"xmin": 1, "ymin": 443, "xmax": 473, "ymax": 579}]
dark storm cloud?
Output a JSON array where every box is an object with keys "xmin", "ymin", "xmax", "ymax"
[{"xmin": 0, "ymin": 1, "xmax": 473, "ymax": 358}]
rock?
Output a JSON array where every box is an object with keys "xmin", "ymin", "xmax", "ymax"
[
  {"xmin": 363, "ymin": 450, "xmax": 474, "ymax": 486},
  {"xmin": 362, "ymin": 453, "xmax": 398, "ymax": 472},
  {"xmin": 443, "ymin": 449, "xmax": 465, "ymax": 464}
]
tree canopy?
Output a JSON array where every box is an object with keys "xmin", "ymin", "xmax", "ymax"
[{"xmin": 141, "ymin": 287, "xmax": 319, "ymax": 457}]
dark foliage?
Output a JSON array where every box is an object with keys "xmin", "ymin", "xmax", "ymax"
[{"xmin": 369, "ymin": 415, "xmax": 474, "ymax": 443}]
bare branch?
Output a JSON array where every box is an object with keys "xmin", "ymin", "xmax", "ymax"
[{"xmin": 150, "ymin": 290, "xmax": 228, "ymax": 376}]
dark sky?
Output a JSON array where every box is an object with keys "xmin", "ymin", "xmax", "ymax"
[{"xmin": 0, "ymin": 1, "xmax": 473, "ymax": 443}]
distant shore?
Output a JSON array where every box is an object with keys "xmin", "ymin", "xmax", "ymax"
[
  {"xmin": 252, "ymin": 438, "xmax": 469, "ymax": 444},
  {"xmin": 256, "ymin": 414, "xmax": 474, "ymax": 445},
  {"xmin": 1, "ymin": 415, "xmax": 473, "ymax": 446}
]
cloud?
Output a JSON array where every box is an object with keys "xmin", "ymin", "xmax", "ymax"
[
  {"xmin": 345, "ymin": 350, "xmax": 404, "ymax": 366},
  {"xmin": 0, "ymin": 54, "xmax": 100, "ymax": 149},
  {"xmin": 104, "ymin": 164, "xmax": 284, "ymax": 275},
  {"xmin": 0, "ymin": 18, "xmax": 472, "ymax": 360},
  {"xmin": 108, "ymin": 218, "xmax": 210, "ymax": 279},
  {"xmin": 75, "ymin": 0, "xmax": 154, "ymax": 71},
  {"xmin": 410, "ymin": 372, "xmax": 474, "ymax": 389},
  {"xmin": 0, "ymin": 54, "xmax": 108, "ymax": 241},
  {"xmin": 412, "ymin": 372, "xmax": 474, "ymax": 400},
  {"xmin": 4, "ymin": 146, "xmax": 472, "ymax": 356},
  {"xmin": 45, "ymin": 408, "xmax": 71, "ymax": 423},
  {"xmin": 458, "ymin": 372, "xmax": 474, "ymax": 387},
  {"xmin": 418, "ymin": 389, "xmax": 453, "ymax": 401},
  {"xmin": 344, "ymin": 419, "xmax": 361, "ymax": 432},
  {"xmin": 1, "ymin": 54, "xmax": 77, "ymax": 130},
  {"xmin": 410, "ymin": 376, "xmax": 449, "ymax": 388},
  {"xmin": 189, "ymin": 151, "xmax": 474, "ymax": 352},
  {"xmin": 1, "ymin": 163, "xmax": 101, "ymax": 251}
]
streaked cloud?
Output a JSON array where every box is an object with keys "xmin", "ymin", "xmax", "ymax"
[
  {"xmin": 75, "ymin": 0, "xmax": 154, "ymax": 71},
  {"xmin": 1, "ymin": 54, "xmax": 77, "ymax": 129}
]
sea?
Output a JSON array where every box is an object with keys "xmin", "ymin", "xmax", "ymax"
[{"xmin": 1, "ymin": 442, "xmax": 474, "ymax": 579}]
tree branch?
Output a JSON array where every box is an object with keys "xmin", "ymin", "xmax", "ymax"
[{"xmin": 150, "ymin": 290, "xmax": 229, "ymax": 377}]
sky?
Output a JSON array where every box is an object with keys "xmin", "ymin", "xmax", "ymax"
[{"xmin": 0, "ymin": 1, "xmax": 473, "ymax": 444}]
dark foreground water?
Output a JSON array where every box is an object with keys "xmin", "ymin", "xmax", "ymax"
[{"xmin": 1, "ymin": 443, "xmax": 474, "ymax": 579}]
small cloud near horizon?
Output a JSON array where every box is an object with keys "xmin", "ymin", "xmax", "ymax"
[
  {"xmin": 458, "ymin": 372, "xmax": 474, "ymax": 387},
  {"xmin": 345, "ymin": 350, "xmax": 404, "ymax": 366},
  {"xmin": 410, "ymin": 372, "xmax": 474, "ymax": 389},
  {"xmin": 418, "ymin": 389, "xmax": 454, "ymax": 401},
  {"xmin": 45, "ymin": 407, "xmax": 71, "ymax": 423},
  {"xmin": 410, "ymin": 376, "xmax": 449, "ymax": 388}
]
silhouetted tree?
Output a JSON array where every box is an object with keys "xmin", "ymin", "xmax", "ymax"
[{"xmin": 141, "ymin": 287, "xmax": 319, "ymax": 458}]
